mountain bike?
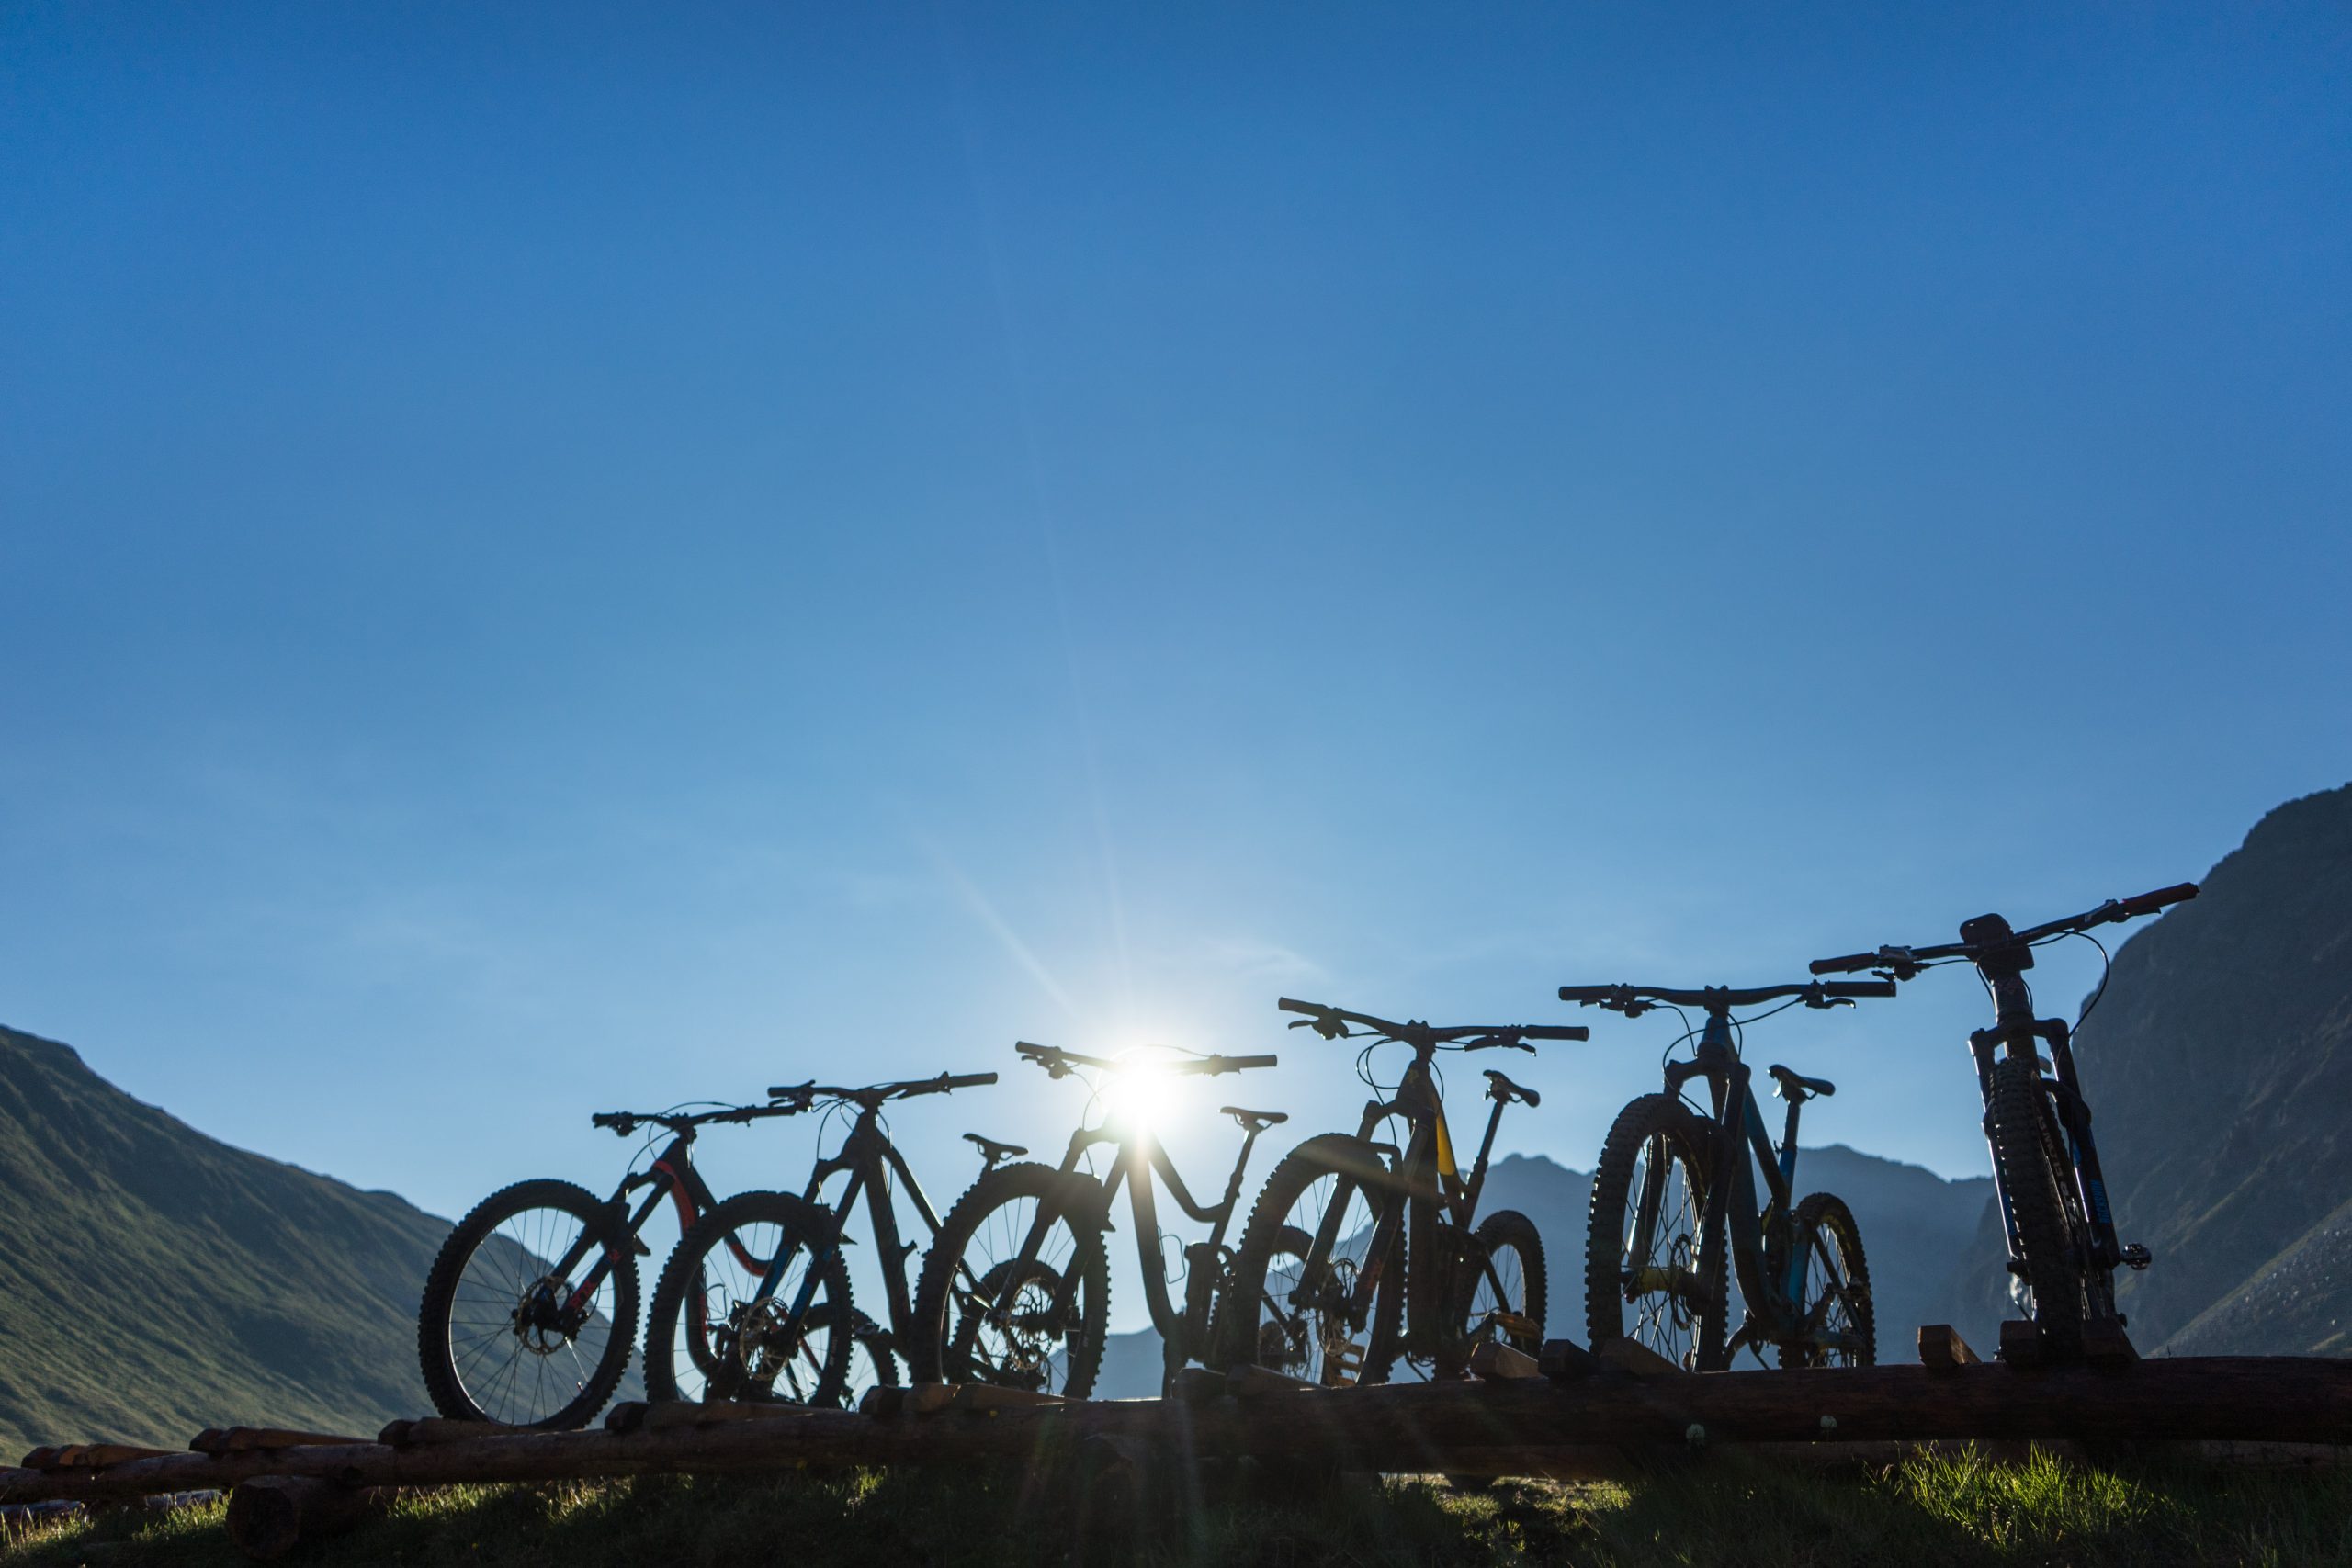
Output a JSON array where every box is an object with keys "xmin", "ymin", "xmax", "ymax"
[
  {"xmin": 1810, "ymin": 881, "xmax": 2198, "ymax": 1359},
  {"xmin": 417, "ymin": 1099, "xmax": 810, "ymax": 1428},
  {"xmin": 1215, "ymin": 1000, "xmax": 1588, "ymax": 1385},
  {"xmin": 907, "ymin": 1042, "xmax": 1284, "ymax": 1397},
  {"xmin": 1562, "ymin": 977, "xmax": 1894, "ymax": 1371},
  {"xmin": 638, "ymin": 1071, "xmax": 1001, "ymax": 1408}
]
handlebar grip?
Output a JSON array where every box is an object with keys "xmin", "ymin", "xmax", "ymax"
[
  {"xmin": 940, "ymin": 1072, "xmax": 999, "ymax": 1090},
  {"xmin": 1014, "ymin": 1041, "xmax": 1052, "ymax": 1055},
  {"xmin": 2120, "ymin": 882, "xmax": 2199, "ymax": 918},
  {"xmin": 590, "ymin": 1112, "xmax": 626, "ymax": 1129},
  {"xmin": 1222, "ymin": 1054, "xmax": 1277, "ymax": 1072},
  {"xmin": 1808, "ymin": 953, "xmax": 1882, "ymax": 976},
  {"xmin": 1274, "ymin": 998, "xmax": 1322, "ymax": 1016},
  {"xmin": 1822, "ymin": 979, "xmax": 1899, "ymax": 999},
  {"xmin": 1527, "ymin": 1025, "xmax": 1591, "ymax": 1041},
  {"xmin": 765, "ymin": 1087, "xmax": 812, "ymax": 1103},
  {"xmin": 1557, "ymin": 986, "xmax": 1620, "ymax": 1002}
]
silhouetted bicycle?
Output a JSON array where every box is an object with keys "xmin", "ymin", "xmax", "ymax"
[
  {"xmin": 1562, "ymin": 977, "xmax": 1894, "ymax": 1371},
  {"xmin": 1216, "ymin": 1000, "xmax": 1588, "ymax": 1384},
  {"xmin": 908, "ymin": 1042, "xmax": 1285, "ymax": 1397},
  {"xmin": 1811, "ymin": 881, "xmax": 2198, "ymax": 1359},
  {"xmin": 639, "ymin": 1071, "xmax": 1001, "ymax": 1408},
  {"xmin": 418, "ymin": 1099, "xmax": 806, "ymax": 1428}
]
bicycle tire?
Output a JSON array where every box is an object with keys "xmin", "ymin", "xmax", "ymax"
[
  {"xmin": 641, "ymin": 1190, "xmax": 854, "ymax": 1405},
  {"xmin": 1216, "ymin": 1133, "xmax": 1405, "ymax": 1386},
  {"xmin": 905, "ymin": 1162, "xmax": 1112, "ymax": 1396},
  {"xmin": 1986, "ymin": 1054, "xmax": 2095, "ymax": 1358},
  {"xmin": 1464, "ymin": 1208, "xmax": 1547, "ymax": 1357},
  {"xmin": 1585, "ymin": 1093, "xmax": 1725, "ymax": 1371},
  {"xmin": 1779, "ymin": 1191, "xmax": 1874, "ymax": 1368},
  {"xmin": 417, "ymin": 1178, "xmax": 639, "ymax": 1429}
]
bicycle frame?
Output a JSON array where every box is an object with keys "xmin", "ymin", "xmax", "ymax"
[
  {"xmin": 1339, "ymin": 1050, "xmax": 1519, "ymax": 1347},
  {"xmin": 997, "ymin": 1112, "xmax": 1272, "ymax": 1371},
  {"xmin": 796, "ymin": 1106, "xmax": 959, "ymax": 1346},
  {"xmin": 540, "ymin": 1127, "xmax": 729, "ymax": 1323},
  {"xmin": 1670, "ymin": 1009, "xmax": 1826, "ymax": 1352}
]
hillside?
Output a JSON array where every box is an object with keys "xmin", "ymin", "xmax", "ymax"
[
  {"xmin": 0, "ymin": 1026, "xmax": 449, "ymax": 1453},
  {"xmin": 1933, "ymin": 784, "xmax": 2352, "ymax": 1354}
]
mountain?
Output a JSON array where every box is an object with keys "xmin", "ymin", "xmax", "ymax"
[
  {"xmin": 0, "ymin": 1024, "xmax": 450, "ymax": 1454},
  {"xmin": 1931, "ymin": 784, "xmax": 2352, "ymax": 1355},
  {"xmin": 1085, "ymin": 1145, "xmax": 1989, "ymax": 1395}
]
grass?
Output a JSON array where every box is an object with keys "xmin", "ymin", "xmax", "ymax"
[{"xmin": 7, "ymin": 1450, "xmax": 2352, "ymax": 1567}]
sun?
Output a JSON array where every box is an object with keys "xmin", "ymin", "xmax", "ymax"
[{"xmin": 1096, "ymin": 1047, "xmax": 1193, "ymax": 1135}]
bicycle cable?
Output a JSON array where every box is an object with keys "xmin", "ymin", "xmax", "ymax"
[{"xmin": 2055, "ymin": 929, "xmax": 2115, "ymax": 1033}]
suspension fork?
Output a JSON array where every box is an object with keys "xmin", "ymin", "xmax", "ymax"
[
  {"xmin": 2041, "ymin": 1017, "xmax": 2121, "ymax": 1269},
  {"xmin": 560, "ymin": 1138, "xmax": 698, "ymax": 1316}
]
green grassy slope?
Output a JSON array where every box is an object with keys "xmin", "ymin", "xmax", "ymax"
[
  {"xmin": 0, "ymin": 1025, "xmax": 450, "ymax": 1454},
  {"xmin": 9, "ymin": 1451, "xmax": 2352, "ymax": 1568}
]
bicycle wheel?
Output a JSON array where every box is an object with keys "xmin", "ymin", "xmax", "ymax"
[
  {"xmin": 906, "ymin": 1162, "xmax": 1112, "ymax": 1396},
  {"xmin": 1461, "ymin": 1208, "xmax": 1547, "ymax": 1360},
  {"xmin": 1779, "ymin": 1192, "xmax": 1874, "ymax": 1368},
  {"xmin": 842, "ymin": 1311, "xmax": 898, "ymax": 1411},
  {"xmin": 1216, "ymin": 1134, "xmax": 1405, "ymax": 1387},
  {"xmin": 641, "ymin": 1190, "xmax": 854, "ymax": 1405},
  {"xmin": 417, "ymin": 1179, "xmax": 639, "ymax": 1429},
  {"xmin": 1585, "ymin": 1093, "xmax": 1724, "ymax": 1371},
  {"xmin": 1986, "ymin": 1054, "xmax": 2098, "ymax": 1358}
]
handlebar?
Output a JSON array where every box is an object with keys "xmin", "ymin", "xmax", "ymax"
[
  {"xmin": 1015, "ymin": 1042, "xmax": 1277, "ymax": 1077},
  {"xmin": 592, "ymin": 1101, "xmax": 804, "ymax": 1136},
  {"xmin": 1276, "ymin": 998, "xmax": 1589, "ymax": 1047},
  {"xmin": 762, "ymin": 1071, "xmax": 999, "ymax": 1105},
  {"xmin": 1557, "ymin": 978, "xmax": 1895, "ymax": 1014},
  {"xmin": 1808, "ymin": 882, "xmax": 2199, "ymax": 976}
]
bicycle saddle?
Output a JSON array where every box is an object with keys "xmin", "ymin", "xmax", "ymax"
[
  {"xmin": 1220, "ymin": 1106, "xmax": 1289, "ymax": 1131},
  {"xmin": 963, "ymin": 1132, "xmax": 1028, "ymax": 1163},
  {"xmin": 1483, "ymin": 1069, "xmax": 1541, "ymax": 1107},
  {"xmin": 1768, "ymin": 1065, "xmax": 1836, "ymax": 1100}
]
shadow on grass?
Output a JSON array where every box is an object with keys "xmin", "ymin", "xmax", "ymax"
[{"xmin": 6, "ymin": 1449, "xmax": 2351, "ymax": 1567}]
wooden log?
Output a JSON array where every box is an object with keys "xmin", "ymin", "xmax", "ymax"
[
  {"xmin": 2083, "ymin": 1320, "xmax": 2140, "ymax": 1366},
  {"xmin": 1596, "ymin": 1339, "xmax": 1688, "ymax": 1378},
  {"xmin": 1172, "ymin": 1367, "xmax": 1228, "ymax": 1404},
  {"xmin": 1225, "ymin": 1364, "xmax": 1323, "ymax": 1398},
  {"xmin": 1998, "ymin": 1320, "xmax": 2043, "ymax": 1366},
  {"xmin": 5, "ymin": 1358, "xmax": 2352, "ymax": 1506},
  {"xmin": 954, "ymin": 1385, "xmax": 1066, "ymax": 1414},
  {"xmin": 192, "ymin": 1428, "xmax": 374, "ymax": 1457},
  {"xmin": 1918, "ymin": 1325, "xmax": 1981, "ymax": 1370},
  {"xmin": 858, "ymin": 1387, "xmax": 905, "ymax": 1418},
  {"xmin": 638, "ymin": 1401, "xmax": 817, "ymax": 1433},
  {"xmin": 1470, "ymin": 1342, "xmax": 1543, "ymax": 1381},
  {"xmin": 378, "ymin": 1418, "xmax": 512, "ymax": 1448},
  {"xmin": 1538, "ymin": 1338, "xmax": 1598, "ymax": 1382},
  {"xmin": 902, "ymin": 1383, "xmax": 960, "ymax": 1416},
  {"xmin": 224, "ymin": 1476, "xmax": 384, "ymax": 1561},
  {"xmin": 22, "ymin": 1444, "xmax": 178, "ymax": 1471}
]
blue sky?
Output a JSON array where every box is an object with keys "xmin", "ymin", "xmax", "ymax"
[{"xmin": 5, "ymin": 3, "xmax": 2348, "ymax": 1329}]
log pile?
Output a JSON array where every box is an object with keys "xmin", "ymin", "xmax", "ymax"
[{"xmin": 5, "ymin": 1342, "xmax": 2349, "ymax": 1557}]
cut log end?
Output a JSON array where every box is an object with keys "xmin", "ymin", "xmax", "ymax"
[
  {"xmin": 1918, "ymin": 1325, "xmax": 1982, "ymax": 1370},
  {"xmin": 1469, "ymin": 1341, "xmax": 1544, "ymax": 1382},
  {"xmin": 225, "ymin": 1476, "xmax": 379, "ymax": 1562}
]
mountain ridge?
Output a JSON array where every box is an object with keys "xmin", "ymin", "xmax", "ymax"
[{"xmin": 0, "ymin": 1023, "xmax": 450, "ymax": 1453}]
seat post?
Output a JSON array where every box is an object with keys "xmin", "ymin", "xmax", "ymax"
[{"xmin": 1780, "ymin": 1092, "xmax": 1804, "ymax": 1165}]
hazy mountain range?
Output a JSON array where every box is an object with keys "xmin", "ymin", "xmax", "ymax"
[{"xmin": 3, "ymin": 784, "xmax": 2346, "ymax": 1442}]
